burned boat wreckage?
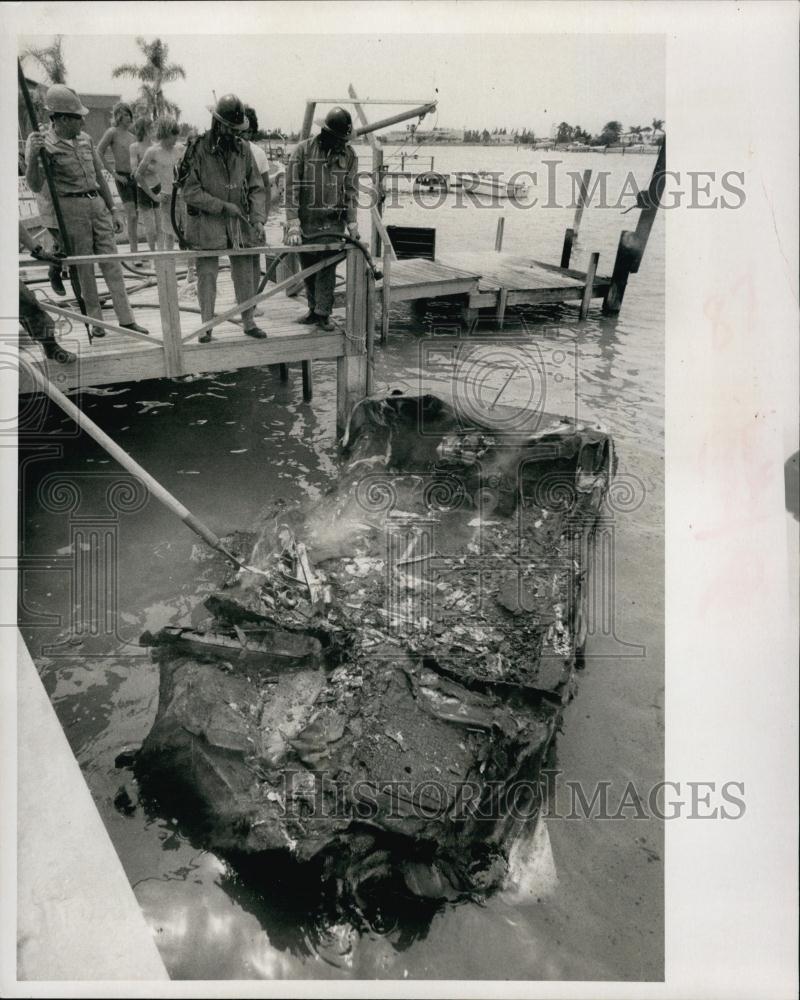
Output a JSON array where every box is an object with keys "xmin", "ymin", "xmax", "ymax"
[{"xmin": 135, "ymin": 393, "xmax": 615, "ymax": 913}]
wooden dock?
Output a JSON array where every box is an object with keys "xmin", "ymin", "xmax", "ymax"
[
  {"xmin": 20, "ymin": 269, "xmax": 345, "ymax": 392},
  {"xmin": 19, "ymin": 242, "xmax": 370, "ymax": 436},
  {"xmin": 383, "ymin": 250, "xmax": 610, "ymax": 325}
]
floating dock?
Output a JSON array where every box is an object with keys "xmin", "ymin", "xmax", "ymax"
[{"xmin": 383, "ymin": 250, "xmax": 609, "ymax": 327}]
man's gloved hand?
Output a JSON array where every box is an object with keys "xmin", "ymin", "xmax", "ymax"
[
  {"xmin": 223, "ymin": 202, "xmax": 246, "ymax": 220},
  {"xmin": 286, "ymin": 223, "xmax": 302, "ymax": 247},
  {"xmin": 346, "ymin": 222, "xmax": 360, "ymax": 241},
  {"xmin": 111, "ymin": 210, "xmax": 124, "ymax": 234},
  {"xmin": 31, "ymin": 245, "xmax": 66, "ymax": 266}
]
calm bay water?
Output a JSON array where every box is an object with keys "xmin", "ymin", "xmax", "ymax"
[{"xmin": 19, "ymin": 147, "xmax": 664, "ymax": 981}]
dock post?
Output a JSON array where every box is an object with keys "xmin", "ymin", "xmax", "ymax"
[
  {"xmin": 602, "ymin": 231, "xmax": 638, "ymax": 314},
  {"xmin": 371, "ymin": 147, "xmax": 385, "ymax": 258},
  {"xmin": 155, "ymin": 256, "xmax": 183, "ymax": 377},
  {"xmin": 494, "ymin": 216, "xmax": 505, "ymax": 252},
  {"xmin": 495, "ymin": 287, "xmax": 508, "ymax": 330},
  {"xmin": 560, "ymin": 227, "xmax": 575, "ymax": 268},
  {"xmin": 366, "ymin": 271, "xmax": 376, "ymax": 394},
  {"xmin": 302, "ymin": 361, "xmax": 313, "ymax": 401},
  {"xmin": 381, "ymin": 244, "xmax": 391, "ymax": 345},
  {"xmin": 337, "ymin": 247, "xmax": 368, "ymax": 438},
  {"xmin": 579, "ymin": 252, "xmax": 600, "ymax": 320},
  {"xmin": 572, "ymin": 168, "xmax": 592, "ymax": 238},
  {"xmin": 603, "ymin": 142, "xmax": 666, "ymax": 314}
]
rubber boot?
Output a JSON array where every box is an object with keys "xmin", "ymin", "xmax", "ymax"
[{"xmin": 41, "ymin": 336, "xmax": 76, "ymax": 365}]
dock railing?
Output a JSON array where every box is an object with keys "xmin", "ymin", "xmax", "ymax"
[{"xmin": 21, "ymin": 242, "xmax": 372, "ymax": 437}]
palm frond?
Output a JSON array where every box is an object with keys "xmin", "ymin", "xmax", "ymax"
[
  {"xmin": 160, "ymin": 64, "xmax": 187, "ymax": 82},
  {"xmin": 112, "ymin": 63, "xmax": 142, "ymax": 79}
]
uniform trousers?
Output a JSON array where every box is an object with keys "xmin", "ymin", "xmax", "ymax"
[{"xmin": 48, "ymin": 196, "xmax": 133, "ymax": 326}]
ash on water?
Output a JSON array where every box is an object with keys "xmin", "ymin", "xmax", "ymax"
[{"xmin": 135, "ymin": 393, "xmax": 614, "ymax": 922}]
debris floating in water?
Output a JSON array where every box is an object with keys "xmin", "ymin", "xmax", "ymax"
[{"xmin": 135, "ymin": 393, "xmax": 614, "ymax": 920}]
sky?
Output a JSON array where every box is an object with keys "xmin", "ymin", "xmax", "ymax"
[{"xmin": 18, "ymin": 33, "xmax": 664, "ymax": 136}]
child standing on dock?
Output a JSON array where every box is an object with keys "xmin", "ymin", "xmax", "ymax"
[
  {"xmin": 135, "ymin": 117, "xmax": 183, "ymax": 251},
  {"xmin": 130, "ymin": 117, "xmax": 159, "ymax": 252},
  {"xmin": 97, "ymin": 102, "xmax": 140, "ymax": 261}
]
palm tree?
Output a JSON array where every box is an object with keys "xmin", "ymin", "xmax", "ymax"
[
  {"xmin": 22, "ymin": 35, "xmax": 68, "ymax": 84},
  {"xmin": 652, "ymin": 118, "xmax": 665, "ymax": 131},
  {"xmin": 112, "ymin": 37, "xmax": 185, "ymax": 120},
  {"xmin": 555, "ymin": 121, "xmax": 574, "ymax": 144}
]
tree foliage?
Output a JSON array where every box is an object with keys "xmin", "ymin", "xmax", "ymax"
[
  {"xmin": 112, "ymin": 37, "xmax": 186, "ymax": 120},
  {"xmin": 22, "ymin": 35, "xmax": 68, "ymax": 84}
]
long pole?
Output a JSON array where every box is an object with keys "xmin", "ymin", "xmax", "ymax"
[
  {"xmin": 17, "ymin": 61, "xmax": 91, "ymax": 339},
  {"xmin": 27, "ymin": 364, "xmax": 246, "ymax": 569},
  {"xmin": 353, "ymin": 102, "xmax": 437, "ymax": 138}
]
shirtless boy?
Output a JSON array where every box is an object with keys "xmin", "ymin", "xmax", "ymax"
[
  {"xmin": 134, "ymin": 117, "xmax": 183, "ymax": 251},
  {"xmin": 97, "ymin": 103, "xmax": 140, "ymax": 259}
]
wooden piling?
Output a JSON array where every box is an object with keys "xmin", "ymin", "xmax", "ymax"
[
  {"xmin": 602, "ymin": 231, "xmax": 638, "ymax": 314},
  {"xmin": 366, "ymin": 271, "xmax": 376, "ymax": 394},
  {"xmin": 381, "ymin": 244, "xmax": 391, "ymax": 345},
  {"xmin": 336, "ymin": 247, "xmax": 369, "ymax": 437},
  {"xmin": 494, "ymin": 216, "xmax": 505, "ymax": 252},
  {"xmin": 371, "ymin": 147, "xmax": 385, "ymax": 257},
  {"xmin": 579, "ymin": 252, "xmax": 600, "ymax": 320},
  {"xmin": 572, "ymin": 168, "xmax": 592, "ymax": 238},
  {"xmin": 495, "ymin": 287, "xmax": 508, "ymax": 329},
  {"xmin": 603, "ymin": 142, "xmax": 666, "ymax": 314},
  {"xmin": 560, "ymin": 228, "xmax": 575, "ymax": 269},
  {"xmin": 302, "ymin": 361, "xmax": 313, "ymax": 401},
  {"xmin": 154, "ymin": 257, "xmax": 183, "ymax": 377}
]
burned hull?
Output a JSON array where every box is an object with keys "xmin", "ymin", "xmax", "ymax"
[{"xmin": 135, "ymin": 394, "xmax": 614, "ymax": 910}]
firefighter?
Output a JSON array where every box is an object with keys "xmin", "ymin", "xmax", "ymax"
[
  {"xmin": 25, "ymin": 84, "xmax": 149, "ymax": 338},
  {"xmin": 285, "ymin": 106, "xmax": 360, "ymax": 332},
  {"xmin": 180, "ymin": 94, "xmax": 267, "ymax": 342}
]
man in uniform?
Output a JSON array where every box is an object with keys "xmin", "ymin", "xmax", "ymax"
[
  {"xmin": 285, "ymin": 106, "xmax": 360, "ymax": 332},
  {"xmin": 180, "ymin": 94, "xmax": 267, "ymax": 342},
  {"xmin": 25, "ymin": 84, "xmax": 149, "ymax": 339}
]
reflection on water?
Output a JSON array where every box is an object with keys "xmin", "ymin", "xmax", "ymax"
[{"xmin": 19, "ymin": 147, "xmax": 663, "ymax": 980}]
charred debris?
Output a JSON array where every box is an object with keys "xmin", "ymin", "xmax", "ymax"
[{"xmin": 134, "ymin": 393, "xmax": 615, "ymax": 917}]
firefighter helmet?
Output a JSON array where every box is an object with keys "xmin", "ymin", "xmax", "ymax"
[
  {"xmin": 207, "ymin": 94, "xmax": 249, "ymax": 132},
  {"xmin": 321, "ymin": 106, "xmax": 353, "ymax": 140}
]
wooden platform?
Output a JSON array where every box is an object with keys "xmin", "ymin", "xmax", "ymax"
[
  {"xmin": 383, "ymin": 250, "xmax": 611, "ymax": 316},
  {"xmin": 382, "ymin": 257, "xmax": 480, "ymax": 302},
  {"xmin": 438, "ymin": 251, "xmax": 610, "ymax": 309},
  {"xmin": 19, "ymin": 268, "xmax": 345, "ymax": 393}
]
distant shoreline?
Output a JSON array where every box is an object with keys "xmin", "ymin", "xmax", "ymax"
[{"xmin": 358, "ymin": 141, "xmax": 660, "ymax": 153}]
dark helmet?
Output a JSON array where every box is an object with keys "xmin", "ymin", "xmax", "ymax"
[
  {"xmin": 322, "ymin": 106, "xmax": 353, "ymax": 140},
  {"xmin": 206, "ymin": 94, "xmax": 248, "ymax": 132}
]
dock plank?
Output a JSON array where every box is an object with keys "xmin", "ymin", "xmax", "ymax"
[{"xmin": 437, "ymin": 251, "xmax": 585, "ymax": 292}]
